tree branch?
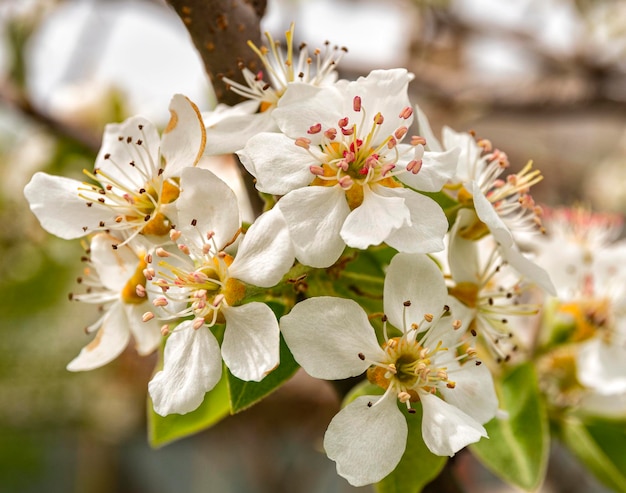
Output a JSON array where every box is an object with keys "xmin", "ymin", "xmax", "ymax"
[{"xmin": 166, "ymin": 0, "xmax": 266, "ymax": 106}]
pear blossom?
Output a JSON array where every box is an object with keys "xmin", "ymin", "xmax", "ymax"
[
  {"xmin": 239, "ymin": 69, "xmax": 459, "ymax": 267},
  {"xmin": 204, "ymin": 23, "xmax": 346, "ymax": 154},
  {"xmin": 280, "ymin": 253, "xmax": 498, "ymax": 486},
  {"xmin": 446, "ymin": 210, "xmax": 554, "ymax": 364},
  {"xmin": 66, "ymin": 233, "xmax": 162, "ymax": 371},
  {"xmin": 24, "ymin": 94, "xmax": 206, "ymax": 244},
  {"xmin": 146, "ymin": 167, "xmax": 294, "ymax": 416},
  {"xmin": 415, "ymin": 105, "xmax": 544, "ymax": 248},
  {"xmin": 534, "ymin": 207, "xmax": 626, "ymax": 405}
]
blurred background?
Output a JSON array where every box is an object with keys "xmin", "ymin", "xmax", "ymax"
[{"xmin": 1, "ymin": 0, "xmax": 625, "ymax": 492}]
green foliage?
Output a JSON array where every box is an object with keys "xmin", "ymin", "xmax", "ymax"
[
  {"xmin": 471, "ymin": 362, "xmax": 549, "ymax": 491},
  {"xmin": 558, "ymin": 417, "xmax": 626, "ymax": 492},
  {"xmin": 148, "ymin": 367, "xmax": 231, "ymax": 448},
  {"xmin": 228, "ymin": 335, "xmax": 299, "ymax": 413},
  {"xmin": 375, "ymin": 405, "xmax": 447, "ymax": 493}
]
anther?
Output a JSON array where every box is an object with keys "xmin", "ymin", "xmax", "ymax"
[
  {"xmin": 373, "ymin": 113, "xmax": 384, "ymax": 125},
  {"xmin": 307, "ymin": 123, "xmax": 322, "ymax": 134},
  {"xmin": 192, "ymin": 317, "xmax": 205, "ymax": 330},
  {"xmin": 353, "ymin": 96, "xmax": 362, "ymax": 112},
  {"xmin": 156, "ymin": 248, "xmax": 170, "ymax": 257},
  {"xmin": 153, "ymin": 297, "xmax": 168, "ymax": 307},
  {"xmin": 136, "ymin": 285, "xmax": 146, "ymax": 297},
  {"xmin": 394, "ymin": 127, "xmax": 408, "ymax": 140},
  {"xmin": 358, "ymin": 352, "xmax": 366, "ymax": 361},
  {"xmin": 309, "ymin": 165, "xmax": 325, "ymax": 176},
  {"xmin": 424, "ymin": 313, "xmax": 434, "ymax": 322},
  {"xmin": 142, "ymin": 312, "xmax": 155, "ymax": 322},
  {"xmin": 160, "ymin": 325, "xmax": 170, "ymax": 336},
  {"xmin": 452, "ymin": 319, "xmax": 462, "ymax": 330},
  {"xmin": 295, "ymin": 137, "xmax": 311, "ymax": 149},
  {"xmin": 403, "ymin": 300, "xmax": 411, "ymax": 307},
  {"xmin": 399, "ymin": 107, "xmax": 413, "ymax": 119},
  {"xmin": 411, "ymin": 136, "xmax": 426, "ymax": 146},
  {"xmin": 191, "ymin": 218, "xmax": 197, "ymax": 226},
  {"xmin": 170, "ymin": 230, "xmax": 182, "ymax": 241},
  {"xmin": 406, "ymin": 159, "xmax": 422, "ymax": 174}
]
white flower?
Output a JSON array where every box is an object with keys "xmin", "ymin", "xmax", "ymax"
[
  {"xmin": 66, "ymin": 233, "xmax": 161, "ymax": 371},
  {"xmin": 415, "ymin": 105, "xmax": 544, "ymax": 248},
  {"xmin": 24, "ymin": 94, "xmax": 206, "ymax": 244},
  {"xmin": 147, "ymin": 167, "xmax": 294, "ymax": 416},
  {"xmin": 447, "ymin": 210, "xmax": 554, "ymax": 364},
  {"xmin": 534, "ymin": 208, "xmax": 626, "ymax": 400},
  {"xmin": 239, "ymin": 69, "xmax": 459, "ymax": 268},
  {"xmin": 204, "ymin": 23, "xmax": 346, "ymax": 154},
  {"xmin": 280, "ymin": 253, "xmax": 497, "ymax": 486}
]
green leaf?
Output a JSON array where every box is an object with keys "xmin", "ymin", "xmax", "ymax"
[
  {"xmin": 148, "ymin": 368, "xmax": 230, "ymax": 448},
  {"xmin": 375, "ymin": 405, "xmax": 447, "ymax": 493},
  {"xmin": 227, "ymin": 335, "xmax": 300, "ymax": 413},
  {"xmin": 558, "ymin": 417, "xmax": 626, "ymax": 492},
  {"xmin": 470, "ymin": 362, "xmax": 549, "ymax": 491}
]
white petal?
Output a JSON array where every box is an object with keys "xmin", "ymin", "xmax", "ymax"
[
  {"xmin": 500, "ymin": 244, "xmax": 556, "ymax": 296},
  {"xmin": 178, "ymin": 167, "xmax": 240, "ymax": 250},
  {"xmin": 384, "ymin": 253, "xmax": 448, "ymax": 332},
  {"xmin": 204, "ymin": 103, "xmax": 275, "ymax": 155},
  {"xmin": 278, "ymin": 185, "xmax": 349, "ymax": 268},
  {"xmin": 420, "ymin": 391, "xmax": 487, "ymax": 456},
  {"xmin": 221, "ymin": 303, "xmax": 280, "ymax": 381},
  {"xmin": 577, "ymin": 338, "xmax": 626, "ymax": 395},
  {"xmin": 237, "ymin": 133, "xmax": 315, "ymax": 195},
  {"xmin": 415, "ymin": 104, "xmax": 443, "ymax": 152},
  {"xmin": 448, "ymin": 211, "xmax": 482, "ymax": 284},
  {"xmin": 66, "ymin": 302, "xmax": 130, "ymax": 371},
  {"xmin": 94, "ymin": 116, "xmax": 160, "ymax": 188},
  {"xmin": 280, "ymin": 297, "xmax": 385, "ymax": 380},
  {"xmin": 378, "ymin": 187, "xmax": 447, "ymax": 254},
  {"xmin": 442, "ymin": 127, "xmax": 482, "ymax": 182},
  {"xmin": 273, "ymin": 83, "xmax": 342, "ymax": 139},
  {"xmin": 228, "ymin": 206, "xmax": 294, "ymax": 287},
  {"xmin": 345, "ymin": 69, "xmax": 413, "ymax": 139},
  {"xmin": 398, "ymin": 147, "xmax": 460, "ymax": 192},
  {"xmin": 24, "ymin": 172, "xmax": 112, "ymax": 239},
  {"xmin": 160, "ymin": 94, "xmax": 206, "ymax": 178},
  {"xmin": 125, "ymin": 303, "xmax": 162, "ymax": 356},
  {"xmin": 438, "ymin": 361, "xmax": 499, "ymax": 424},
  {"xmin": 324, "ymin": 394, "xmax": 408, "ymax": 487},
  {"xmin": 89, "ymin": 233, "xmax": 140, "ymax": 292},
  {"xmin": 471, "ymin": 182, "xmax": 513, "ymax": 248},
  {"xmin": 148, "ymin": 322, "xmax": 222, "ymax": 416},
  {"xmin": 340, "ymin": 185, "xmax": 410, "ymax": 249}
]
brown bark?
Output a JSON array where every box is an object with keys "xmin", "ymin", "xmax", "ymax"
[{"xmin": 166, "ymin": 0, "xmax": 267, "ymax": 106}]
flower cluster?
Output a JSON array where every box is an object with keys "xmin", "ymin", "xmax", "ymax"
[{"xmin": 26, "ymin": 24, "xmax": 625, "ymax": 490}]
